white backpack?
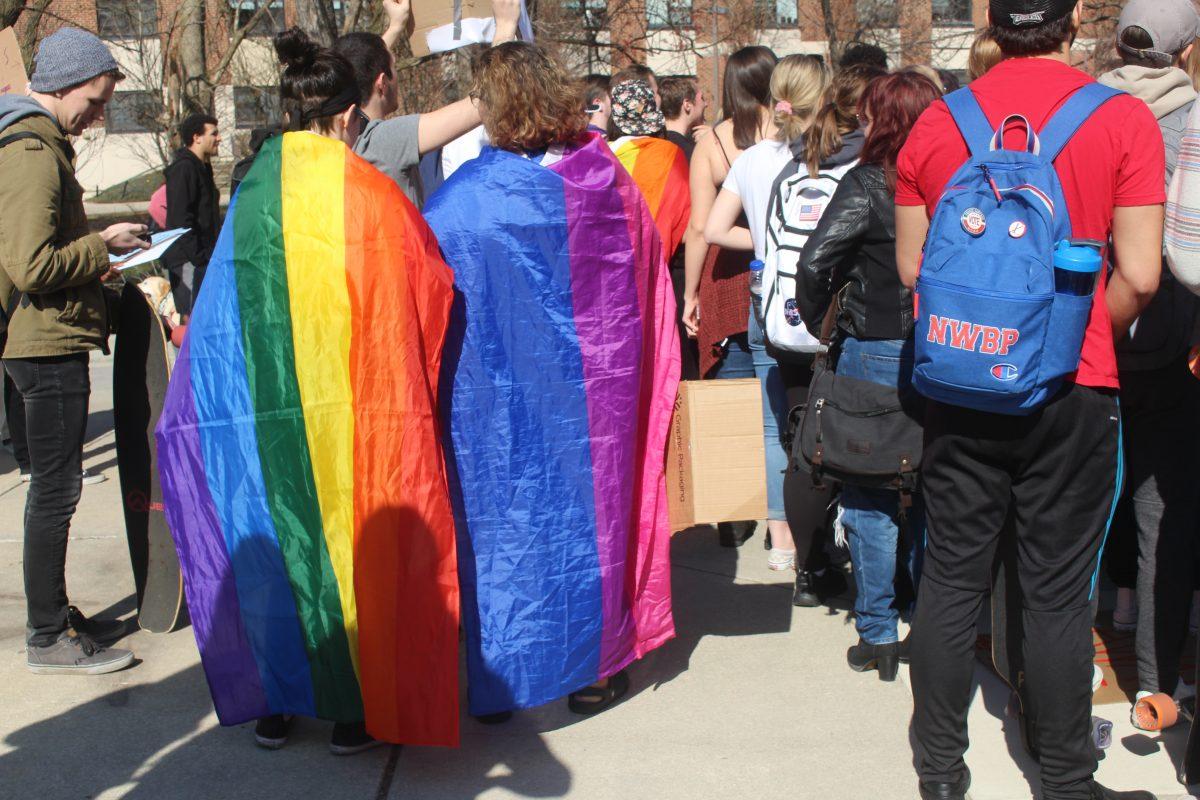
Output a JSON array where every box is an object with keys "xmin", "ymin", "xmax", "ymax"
[{"xmin": 761, "ymin": 159, "xmax": 857, "ymax": 353}]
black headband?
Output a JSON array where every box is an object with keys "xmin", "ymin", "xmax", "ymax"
[
  {"xmin": 988, "ymin": 0, "xmax": 1076, "ymax": 28},
  {"xmin": 299, "ymin": 86, "xmax": 360, "ymax": 124}
]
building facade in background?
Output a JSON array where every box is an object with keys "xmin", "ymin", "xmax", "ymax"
[{"xmin": 17, "ymin": 0, "xmax": 1110, "ymax": 197}]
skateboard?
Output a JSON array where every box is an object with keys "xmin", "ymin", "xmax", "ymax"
[
  {"xmin": 989, "ymin": 532, "xmax": 1039, "ymax": 760},
  {"xmin": 1185, "ymin": 634, "xmax": 1200, "ymax": 785},
  {"xmin": 114, "ymin": 282, "xmax": 187, "ymax": 634}
]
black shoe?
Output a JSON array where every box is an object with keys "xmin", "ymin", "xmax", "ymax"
[
  {"xmin": 718, "ymin": 521, "xmax": 756, "ymax": 548},
  {"xmin": 1086, "ymin": 780, "xmax": 1156, "ymax": 799},
  {"xmin": 254, "ymin": 714, "xmax": 293, "ymax": 750},
  {"xmin": 793, "ymin": 567, "xmax": 848, "ymax": 607},
  {"xmin": 330, "ymin": 721, "xmax": 387, "ymax": 756},
  {"xmin": 67, "ymin": 605, "xmax": 126, "ymax": 644},
  {"xmin": 792, "ymin": 570, "xmax": 821, "ymax": 607},
  {"xmin": 918, "ymin": 773, "xmax": 970, "ymax": 800},
  {"xmin": 473, "ymin": 711, "xmax": 513, "ymax": 725},
  {"xmin": 847, "ymin": 639, "xmax": 900, "ymax": 682},
  {"xmin": 567, "ymin": 670, "xmax": 631, "ymax": 715}
]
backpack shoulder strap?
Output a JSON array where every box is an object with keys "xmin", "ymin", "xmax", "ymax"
[
  {"xmin": 1038, "ymin": 83, "xmax": 1123, "ymax": 162},
  {"xmin": 0, "ymin": 131, "xmax": 45, "ymax": 150},
  {"xmin": 943, "ymin": 87, "xmax": 994, "ymax": 158}
]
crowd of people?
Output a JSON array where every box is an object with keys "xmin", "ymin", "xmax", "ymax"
[{"xmin": 5, "ymin": 0, "xmax": 1200, "ymax": 797}]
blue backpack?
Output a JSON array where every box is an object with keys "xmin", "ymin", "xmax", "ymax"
[{"xmin": 912, "ymin": 83, "xmax": 1121, "ymax": 415}]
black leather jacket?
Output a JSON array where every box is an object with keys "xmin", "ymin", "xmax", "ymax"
[{"xmin": 797, "ymin": 163, "xmax": 915, "ymax": 341}]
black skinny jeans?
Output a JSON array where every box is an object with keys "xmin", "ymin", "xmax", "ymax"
[
  {"xmin": 779, "ymin": 355, "xmax": 833, "ymax": 572},
  {"xmin": 4, "ymin": 353, "xmax": 89, "ymax": 646}
]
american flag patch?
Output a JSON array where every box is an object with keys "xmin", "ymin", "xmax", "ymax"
[{"xmin": 796, "ymin": 204, "xmax": 821, "ymax": 223}]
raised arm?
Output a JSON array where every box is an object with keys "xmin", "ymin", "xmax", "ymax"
[{"xmin": 381, "ymin": 0, "xmax": 411, "ymax": 51}]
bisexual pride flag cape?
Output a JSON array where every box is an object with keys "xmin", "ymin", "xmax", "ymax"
[
  {"xmin": 610, "ymin": 135, "xmax": 691, "ymax": 256},
  {"xmin": 155, "ymin": 132, "xmax": 462, "ymax": 746},
  {"xmin": 425, "ymin": 133, "xmax": 681, "ymax": 716}
]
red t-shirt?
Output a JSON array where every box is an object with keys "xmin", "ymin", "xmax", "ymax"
[{"xmin": 896, "ymin": 58, "xmax": 1165, "ymax": 389}]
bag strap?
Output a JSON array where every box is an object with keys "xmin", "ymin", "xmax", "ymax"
[
  {"xmin": 1037, "ymin": 83, "xmax": 1123, "ymax": 162},
  {"xmin": 817, "ymin": 285, "xmax": 849, "ymax": 347},
  {"xmin": 943, "ymin": 87, "xmax": 994, "ymax": 159},
  {"xmin": 0, "ymin": 131, "xmax": 45, "ymax": 150}
]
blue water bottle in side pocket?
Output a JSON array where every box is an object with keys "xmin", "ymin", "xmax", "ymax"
[{"xmin": 1053, "ymin": 239, "xmax": 1103, "ymax": 296}]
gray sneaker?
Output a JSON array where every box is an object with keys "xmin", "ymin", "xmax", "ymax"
[{"xmin": 27, "ymin": 628, "xmax": 134, "ymax": 675}]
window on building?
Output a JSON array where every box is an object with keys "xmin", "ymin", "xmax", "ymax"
[
  {"xmin": 564, "ymin": 0, "xmax": 607, "ymax": 30},
  {"xmin": 757, "ymin": 0, "xmax": 797, "ymax": 27},
  {"xmin": 856, "ymin": 0, "xmax": 897, "ymax": 27},
  {"xmin": 234, "ymin": 86, "xmax": 281, "ymax": 129},
  {"xmin": 233, "ymin": 0, "xmax": 286, "ymax": 37},
  {"xmin": 647, "ymin": 0, "xmax": 691, "ymax": 29},
  {"xmin": 932, "ymin": 0, "xmax": 972, "ymax": 25},
  {"xmin": 96, "ymin": 0, "xmax": 157, "ymax": 38},
  {"xmin": 105, "ymin": 90, "xmax": 161, "ymax": 135}
]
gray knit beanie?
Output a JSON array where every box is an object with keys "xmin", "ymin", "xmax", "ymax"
[{"xmin": 30, "ymin": 28, "xmax": 124, "ymax": 93}]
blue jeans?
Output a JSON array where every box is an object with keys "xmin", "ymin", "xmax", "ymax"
[
  {"xmin": 711, "ymin": 307, "xmax": 788, "ymax": 521},
  {"xmin": 836, "ymin": 336, "xmax": 925, "ymax": 645}
]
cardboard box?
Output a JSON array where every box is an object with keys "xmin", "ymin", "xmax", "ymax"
[
  {"xmin": 0, "ymin": 28, "xmax": 28, "ymax": 97},
  {"xmin": 408, "ymin": 0, "xmax": 496, "ymax": 58},
  {"xmin": 666, "ymin": 379, "xmax": 767, "ymax": 531}
]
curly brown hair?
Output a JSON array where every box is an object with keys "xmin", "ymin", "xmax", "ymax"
[{"xmin": 471, "ymin": 42, "xmax": 587, "ymax": 153}]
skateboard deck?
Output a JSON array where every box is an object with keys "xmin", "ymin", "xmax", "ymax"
[
  {"xmin": 988, "ymin": 532, "xmax": 1038, "ymax": 759},
  {"xmin": 114, "ymin": 283, "xmax": 186, "ymax": 634},
  {"xmin": 1185, "ymin": 635, "xmax": 1200, "ymax": 785}
]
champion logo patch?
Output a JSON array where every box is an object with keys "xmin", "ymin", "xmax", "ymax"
[
  {"xmin": 961, "ymin": 208, "xmax": 987, "ymax": 236},
  {"xmin": 992, "ymin": 363, "xmax": 1020, "ymax": 382}
]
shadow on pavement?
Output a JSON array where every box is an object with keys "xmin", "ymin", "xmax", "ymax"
[
  {"xmin": 637, "ymin": 530, "xmax": 795, "ymax": 691},
  {"xmin": 0, "ymin": 662, "xmax": 399, "ymax": 799}
]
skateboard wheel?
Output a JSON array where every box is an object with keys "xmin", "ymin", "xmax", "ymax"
[{"xmin": 1134, "ymin": 693, "xmax": 1179, "ymax": 731}]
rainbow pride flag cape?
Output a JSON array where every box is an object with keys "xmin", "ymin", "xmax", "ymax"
[
  {"xmin": 425, "ymin": 133, "xmax": 681, "ymax": 716},
  {"xmin": 611, "ymin": 135, "xmax": 691, "ymax": 256},
  {"xmin": 156, "ymin": 132, "xmax": 461, "ymax": 746}
]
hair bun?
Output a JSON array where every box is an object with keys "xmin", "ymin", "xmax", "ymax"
[{"xmin": 274, "ymin": 27, "xmax": 320, "ymax": 72}]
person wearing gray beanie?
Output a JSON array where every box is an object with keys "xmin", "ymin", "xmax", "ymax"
[
  {"xmin": 29, "ymin": 27, "xmax": 124, "ymax": 94},
  {"xmin": 0, "ymin": 27, "xmax": 148, "ymax": 678}
]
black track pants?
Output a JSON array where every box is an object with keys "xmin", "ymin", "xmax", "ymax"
[{"xmin": 911, "ymin": 383, "xmax": 1120, "ymax": 800}]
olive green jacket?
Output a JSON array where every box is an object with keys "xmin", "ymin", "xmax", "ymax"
[{"xmin": 0, "ymin": 111, "xmax": 110, "ymax": 358}]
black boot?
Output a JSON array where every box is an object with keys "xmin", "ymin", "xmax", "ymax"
[
  {"xmin": 847, "ymin": 638, "xmax": 900, "ymax": 681},
  {"xmin": 793, "ymin": 568, "xmax": 848, "ymax": 608},
  {"xmin": 1086, "ymin": 780, "xmax": 1156, "ymax": 799},
  {"xmin": 918, "ymin": 772, "xmax": 969, "ymax": 800},
  {"xmin": 792, "ymin": 570, "xmax": 821, "ymax": 607}
]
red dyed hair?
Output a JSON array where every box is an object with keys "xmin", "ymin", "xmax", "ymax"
[{"xmin": 858, "ymin": 72, "xmax": 942, "ymax": 191}]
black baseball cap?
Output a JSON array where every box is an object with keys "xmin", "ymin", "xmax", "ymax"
[{"xmin": 989, "ymin": 0, "xmax": 1077, "ymax": 28}]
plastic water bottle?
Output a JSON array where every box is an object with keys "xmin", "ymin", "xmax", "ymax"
[
  {"xmin": 1053, "ymin": 240, "xmax": 1103, "ymax": 296},
  {"xmin": 749, "ymin": 259, "xmax": 765, "ymax": 323}
]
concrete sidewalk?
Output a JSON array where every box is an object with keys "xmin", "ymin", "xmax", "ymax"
[{"xmin": 0, "ymin": 352, "xmax": 1194, "ymax": 800}]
